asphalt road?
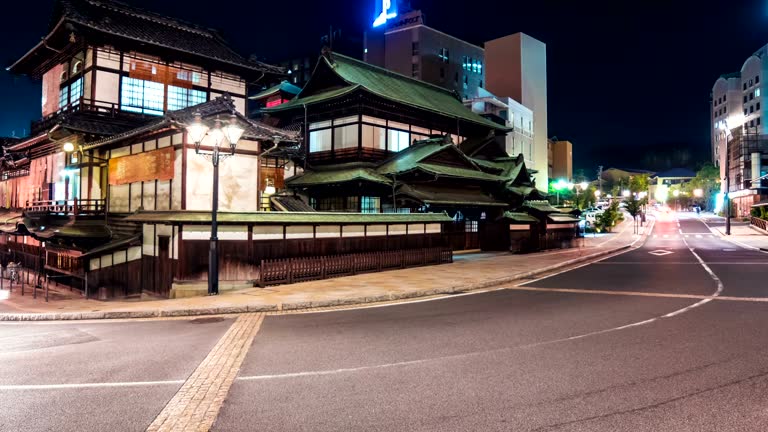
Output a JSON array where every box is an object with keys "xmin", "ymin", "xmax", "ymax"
[{"xmin": 2, "ymin": 213, "xmax": 768, "ymax": 431}]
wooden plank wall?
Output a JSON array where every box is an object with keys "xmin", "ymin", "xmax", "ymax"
[{"xmin": 177, "ymin": 233, "xmax": 445, "ymax": 282}]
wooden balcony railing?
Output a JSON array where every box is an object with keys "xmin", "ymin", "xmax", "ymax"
[
  {"xmin": 31, "ymin": 98, "xmax": 147, "ymax": 135},
  {"xmin": 25, "ymin": 199, "xmax": 106, "ymax": 216}
]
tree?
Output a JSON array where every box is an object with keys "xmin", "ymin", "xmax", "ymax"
[
  {"xmin": 629, "ymin": 173, "xmax": 650, "ymax": 194},
  {"xmin": 624, "ymin": 194, "xmax": 643, "ymax": 234},
  {"xmin": 596, "ymin": 201, "xmax": 621, "ymax": 233},
  {"xmin": 684, "ymin": 164, "xmax": 720, "ymax": 211}
]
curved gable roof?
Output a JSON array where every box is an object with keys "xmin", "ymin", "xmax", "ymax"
[{"xmin": 266, "ymin": 53, "xmax": 506, "ymax": 131}]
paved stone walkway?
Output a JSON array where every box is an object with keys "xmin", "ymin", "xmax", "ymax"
[
  {"xmin": 146, "ymin": 313, "xmax": 265, "ymax": 432},
  {"xmin": 0, "ymin": 217, "xmax": 648, "ymax": 321}
]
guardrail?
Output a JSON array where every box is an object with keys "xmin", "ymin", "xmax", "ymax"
[
  {"xmin": 751, "ymin": 216, "xmax": 768, "ymax": 232},
  {"xmin": 25, "ymin": 198, "xmax": 106, "ymax": 216},
  {"xmin": 259, "ymin": 247, "xmax": 453, "ymax": 287}
]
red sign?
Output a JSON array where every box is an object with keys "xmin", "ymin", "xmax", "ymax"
[{"xmin": 109, "ymin": 146, "xmax": 174, "ymax": 185}]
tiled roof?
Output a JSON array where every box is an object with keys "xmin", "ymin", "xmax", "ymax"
[
  {"xmin": 250, "ymin": 81, "xmax": 302, "ymax": 100},
  {"xmin": 398, "ymin": 184, "xmax": 507, "ymax": 207},
  {"xmin": 10, "ymin": 0, "xmax": 282, "ymax": 76},
  {"xmin": 270, "ymin": 196, "xmax": 316, "ymax": 212},
  {"xmin": 654, "ymin": 168, "xmax": 696, "ymax": 179},
  {"xmin": 81, "ymin": 95, "xmax": 299, "ymax": 150},
  {"xmin": 501, "ymin": 211, "xmax": 539, "ymax": 224},
  {"xmin": 287, "ymin": 165, "xmax": 392, "ymax": 187},
  {"xmin": 265, "ymin": 53, "xmax": 505, "ymax": 130}
]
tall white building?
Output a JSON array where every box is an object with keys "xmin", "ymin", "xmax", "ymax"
[
  {"xmin": 485, "ymin": 33, "xmax": 549, "ymax": 190},
  {"xmin": 711, "ymin": 45, "xmax": 768, "ymax": 215},
  {"xmin": 464, "ymin": 88, "xmax": 535, "ymax": 166},
  {"xmin": 711, "ymin": 72, "xmax": 741, "ymax": 168}
]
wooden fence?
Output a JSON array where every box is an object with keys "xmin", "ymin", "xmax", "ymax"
[{"xmin": 259, "ymin": 247, "xmax": 453, "ymax": 287}]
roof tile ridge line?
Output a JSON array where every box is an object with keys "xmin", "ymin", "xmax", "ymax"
[
  {"xmin": 289, "ymin": 84, "xmax": 360, "ymax": 105},
  {"xmin": 82, "ymin": 118, "xmax": 171, "ymax": 150},
  {"xmin": 64, "ymin": 17, "xmax": 265, "ymax": 71},
  {"xmin": 86, "ymin": 0, "xmax": 217, "ymax": 38},
  {"xmin": 329, "ymin": 52, "xmax": 461, "ymax": 98}
]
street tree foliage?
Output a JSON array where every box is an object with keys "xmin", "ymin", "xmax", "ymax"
[
  {"xmin": 675, "ymin": 164, "xmax": 720, "ymax": 211},
  {"xmin": 596, "ymin": 201, "xmax": 621, "ymax": 233},
  {"xmin": 629, "ymin": 174, "xmax": 650, "ymax": 194},
  {"xmin": 624, "ymin": 194, "xmax": 643, "ymax": 219}
]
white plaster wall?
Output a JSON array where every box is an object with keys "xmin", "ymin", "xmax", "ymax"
[
  {"xmin": 96, "ymin": 48, "xmax": 121, "ymax": 70},
  {"xmin": 94, "ymin": 71, "xmax": 120, "ymax": 105},
  {"xmin": 182, "ymin": 225, "xmax": 248, "ymax": 240},
  {"xmin": 185, "ymin": 148, "xmax": 259, "ymax": 212}
]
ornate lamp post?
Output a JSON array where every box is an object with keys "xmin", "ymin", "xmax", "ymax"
[{"xmin": 186, "ymin": 113, "xmax": 244, "ymax": 295}]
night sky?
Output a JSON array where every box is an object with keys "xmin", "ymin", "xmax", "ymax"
[{"xmin": 2, "ymin": 0, "xmax": 768, "ymax": 174}]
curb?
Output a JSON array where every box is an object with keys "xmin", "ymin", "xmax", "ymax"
[{"xmin": 0, "ymin": 244, "xmax": 638, "ymax": 322}]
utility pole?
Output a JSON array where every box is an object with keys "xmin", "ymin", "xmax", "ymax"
[{"xmin": 597, "ymin": 165, "xmax": 603, "ymax": 196}]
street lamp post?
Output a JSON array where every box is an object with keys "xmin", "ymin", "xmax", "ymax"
[{"xmin": 186, "ymin": 113, "xmax": 244, "ymax": 295}]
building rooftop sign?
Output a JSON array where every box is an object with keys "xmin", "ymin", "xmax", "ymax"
[{"xmin": 373, "ymin": 0, "xmax": 398, "ymax": 27}]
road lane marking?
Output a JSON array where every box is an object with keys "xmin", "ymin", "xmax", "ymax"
[
  {"xmin": 0, "ymin": 380, "xmax": 185, "ymax": 391},
  {"xmin": 146, "ymin": 312, "xmax": 265, "ymax": 432},
  {"xmin": 504, "ymin": 286, "xmax": 768, "ymax": 302}
]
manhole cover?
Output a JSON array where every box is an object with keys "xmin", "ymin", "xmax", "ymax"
[
  {"xmin": 648, "ymin": 250, "xmax": 674, "ymax": 256},
  {"xmin": 188, "ymin": 317, "xmax": 226, "ymax": 324}
]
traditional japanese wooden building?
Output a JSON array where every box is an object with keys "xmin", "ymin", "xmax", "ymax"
[
  {"xmin": 0, "ymin": 0, "xmax": 457, "ymax": 298},
  {"xmin": 261, "ymin": 51, "xmax": 547, "ymax": 250}
]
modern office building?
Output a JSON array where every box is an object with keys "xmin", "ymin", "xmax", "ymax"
[
  {"xmin": 711, "ymin": 44, "xmax": 768, "ymax": 215},
  {"xmin": 364, "ymin": 9, "xmax": 485, "ymax": 100},
  {"xmin": 711, "ymin": 72, "xmax": 742, "ymax": 168},
  {"xmin": 547, "ymin": 139, "xmax": 572, "ymax": 181},
  {"xmin": 485, "ymin": 33, "xmax": 549, "ymax": 190}
]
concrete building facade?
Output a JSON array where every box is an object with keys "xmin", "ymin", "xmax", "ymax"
[
  {"xmin": 464, "ymin": 88, "xmax": 535, "ymax": 167},
  {"xmin": 364, "ymin": 10, "xmax": 485, "ymax": 100},
  {"xmin": 548, "ymin": 139, "xmax": 573, "ymax": 181},
  {"xmin": 485, "ymin": 33, "xmax": 549, "ymax": 190}
]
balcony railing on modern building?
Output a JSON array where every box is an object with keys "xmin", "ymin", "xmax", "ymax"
[{"xmin": 25, "ymin": 199, "xmax": 107, "ymax": 217}]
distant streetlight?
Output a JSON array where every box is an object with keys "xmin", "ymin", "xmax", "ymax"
[
  {"xmin": 622, "ymin": 190, "xmax": 630, "ymax": 198},
  {"xmin": 673, "ymin": 190, "xmax": 680, "ymax": 197},
  {"xmin": 693, "ymin": 188, "xmax": 704, "ymax": 198},
  {"xmin": 579, "ymin": 182, "xmax": 589, "ymax": 191},
  {"xmin": 594, "ymin": 190, "xmax": 602, "ymax": 198}
]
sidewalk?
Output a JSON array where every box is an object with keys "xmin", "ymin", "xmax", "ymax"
[
  {"xmin": 705, "ymin": 218, "xmax": 768, "ymax": 251},
  {"xmin": 0, "ymin": 217, "xmax": 649, "ymax": 321}
]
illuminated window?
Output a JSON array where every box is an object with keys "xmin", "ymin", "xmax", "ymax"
[
  {"xmin": 167, "ymin": 86, "xmax": 206, "ymax": 111},
  {"xmin": 465, "ymin": 220, "xmax": 478, "ymax": 232},
  {"xmin": 361, "ymin": 196, "xmax": 380, "ymax": 213},
  {"xmin": 757, "ymin": 88, "xmax": 762, "ymax": 97},
  {"xmin": 309, "ymin": 129, "xmax": 332, "ymax": 152},
  {"xmin": 388, "ymin": 121, "xmax": 410, "ymax": 151},
  {"xmin": 362, "ymin": 124, "xmax": 386, "ymax": 150},
  {"xmin": 120, "ymin": 77, "xmax": 164, "ymax": 115},
  {"xmin": 59, "ymin": 86, "xmax": 69, "ymax": 108},
  {"xmin": 334, "ymin": 124, "xmax": 359, "ymax": 149},
  {"xmin": 69, "ymin": 77, "xmax": 83, "ymax": 106}
]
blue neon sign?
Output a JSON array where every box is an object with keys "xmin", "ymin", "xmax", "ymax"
[{"xmin": 373, "ymin": 0, "xmax": 397, "ymax": 27}]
